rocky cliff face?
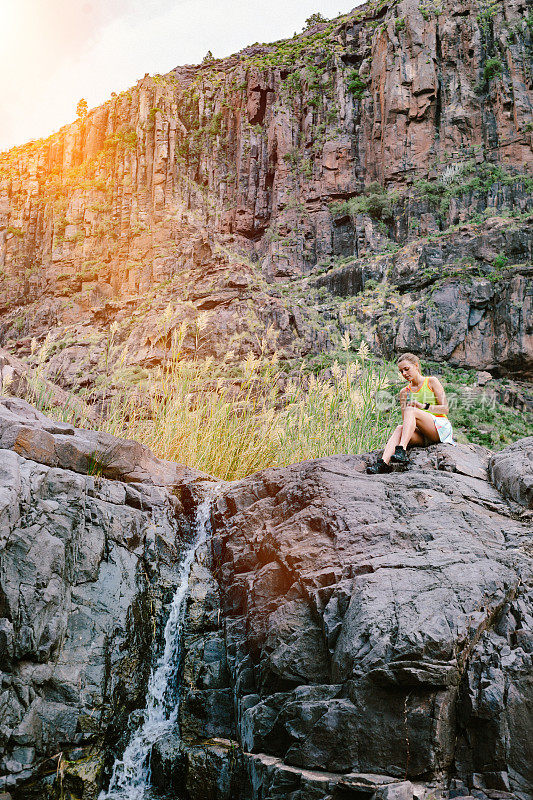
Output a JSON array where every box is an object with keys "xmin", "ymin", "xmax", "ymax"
[
  {"xmin": 170, "ymin": 441, "xmax": 533, "ymax": 800},
  {"xmin": 0, "ymin": 0, "xmax": 531, "ymax": 383},
  {"xmin": 0, "ymin": 399, "xmax": 532, "ymax": 800},
  {"xmin": 0, "ymin": 397, "xmax": 205, "ymax": 798},
  {"xmin": 0, "ymin": 5, "xmax": 531, "ymax": 797}
]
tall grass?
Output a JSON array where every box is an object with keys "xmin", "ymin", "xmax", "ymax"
[{"xmin": 16, "ymin": 329, "xmax": 396, "ymax": 481}]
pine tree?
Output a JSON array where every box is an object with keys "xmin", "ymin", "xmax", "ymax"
[{"xmin": 303, "ymin": 12, "xmax": 327, "ymax": 30}]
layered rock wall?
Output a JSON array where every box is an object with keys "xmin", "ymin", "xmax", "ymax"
[{"xmin": 0, "ymin": 0, "xmax": 531, "ymax": 375}]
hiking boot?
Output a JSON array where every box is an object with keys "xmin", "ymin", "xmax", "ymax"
[
  {"xmin": 390, "ymin": 445, "xmax": 410, "ymax": 465},
  {"xmin": 367, "ymin": 457, "xmax": 393, "ymax": 474}
]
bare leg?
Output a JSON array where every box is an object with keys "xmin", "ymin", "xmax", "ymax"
[
  {"xmin": 408, "ymin": 430, "xmax": 426, "ymax": 446},
  {"xmin": 400, "ymin": 408, "xmax": 440, "ymax": 448},
  {"xmin": 382, "ymin": 425, "xmax": 402, "ymax": 463},
  {"xmin": 400, "ymin": 407, "xmax": 417, "ymax": 448}
]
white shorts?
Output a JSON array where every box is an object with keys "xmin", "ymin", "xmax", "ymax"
[{"xmin": 429, "ymin": 414, "xmax": 455, "ymax": 445}]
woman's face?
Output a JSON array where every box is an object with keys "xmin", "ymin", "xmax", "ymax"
[{"xmin": 398, "ymin": 360, "xmax": 420, "ymax": 382}]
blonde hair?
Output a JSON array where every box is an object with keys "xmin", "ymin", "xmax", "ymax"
[{"xmin": 397, "ymin": 352, "xmax": 421, "ymax": 369}]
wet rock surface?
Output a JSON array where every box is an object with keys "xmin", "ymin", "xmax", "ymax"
[{"xmin": 0, "ymin": 400, "xmax": 204, "ymax": 798}]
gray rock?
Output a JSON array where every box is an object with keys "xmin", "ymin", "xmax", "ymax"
[
  {"xmin": 209, "ymin": 446, "xmax": 532, "ymax": 792},
  {"xmin": 0, "ymin": 621, "xmax": 13, "ymax": 668},
  {"xmin": 2, "ymin": 401, "xmax": 532, "ymax": 800},
  {"xmin": 489, "ymin": 438, "xmax": 533, "ymax": 508},
  {"xmin": 373, "ymin": 782, "xmax": 414, "ymax": 800},
  {"xmin": 0, "ymin": 396, "xmax": 207, "ymax": 487},
  {"xmin": 0, "ymin": 404, "xmax": 204, "ymax": 797}
]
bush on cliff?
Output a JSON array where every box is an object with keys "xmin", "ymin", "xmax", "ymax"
[
  {"xmin": 331, "ymin": 183, "xmax": 400, "ymax": 223},
  {"xmin": 347, "ymin": 70, "xmax": 366, "ymax": 99}
]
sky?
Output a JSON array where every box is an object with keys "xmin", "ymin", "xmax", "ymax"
[{"xmin": 0, "ymin": 0, "xmax": 363, "ymax": 153}]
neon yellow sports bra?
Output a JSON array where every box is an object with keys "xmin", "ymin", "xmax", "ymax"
[{"xmin": 406, "ymin": 376, "xmax": 446, "ymax": 417}]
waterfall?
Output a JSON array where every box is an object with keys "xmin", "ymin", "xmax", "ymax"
[{"xmin": 99, "ymin": 486, "xmax": 218, "ymax": 800}]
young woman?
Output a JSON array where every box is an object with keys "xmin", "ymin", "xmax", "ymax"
[{"xmin": 367, "ymin": 352, "xmax": 454, "ymax": 474}]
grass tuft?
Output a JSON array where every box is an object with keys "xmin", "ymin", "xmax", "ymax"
[{"xmin": 19, "ymin": 330, "xmax": 395, "ymax": 481}]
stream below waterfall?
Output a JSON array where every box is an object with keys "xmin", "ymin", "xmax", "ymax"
[{"xmin": 99, "ymin": 487, "xmax": 218, "ymax": 800}]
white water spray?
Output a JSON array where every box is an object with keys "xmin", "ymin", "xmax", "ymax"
[{"xmin": 99, "ymin": 487, "xmax": 218, "ymax": 800}]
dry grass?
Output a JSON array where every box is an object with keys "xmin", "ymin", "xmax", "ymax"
[{"xmin": 17, "ymin": 327, "xmax": 396, "ymax": 481}]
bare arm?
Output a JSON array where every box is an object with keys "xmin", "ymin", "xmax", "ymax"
[
  {"xmin": 408, "ymin": 377, "xmax": 449, "ymax": 414},
  {"xmin": 427, "ymin": 376, "xmax": 449, "ymax": 415}
]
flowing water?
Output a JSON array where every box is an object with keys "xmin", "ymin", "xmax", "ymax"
[{"xmin": 99, "ymin": 487, "xmax": 218, "ymax": 800}]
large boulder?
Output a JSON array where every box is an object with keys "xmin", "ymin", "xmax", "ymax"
[
  {"xmin": 0, "ymin": 399, "xmax": 206, "ymax": 797},
  {"xmin": 1, "ymin": 399, "xmax": 531, "ymax": 800},
  {"xmin": 488, "ymin": 437, "xmax": 533, "ymax": 509},
  {"xmin": 179, "ymin": 440, "xmax": 532, "ymax": 800},
  {"xmin": 0, "ymin": 396, "xmax": 205, "ymax": 486}
]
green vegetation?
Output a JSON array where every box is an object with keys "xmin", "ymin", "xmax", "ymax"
[
  {"xmin": 483, "ymin": 57, "xmax": 503, "ymax": 83},
  {"xmin": 347, "ymin": 70, "xmax": 366, "ymax": 99},
  {"xmin": 6, "ymin": 226, "xmax": 23, "ymax": 237},
  {"xmin": 394, "ymin": 16, "xmax": 406, "ymax": 32},
  {"xmin": 417, "ymin": 3, "xmax": 442, "ymax": 19},
  {"xmin": 419, "ymin": 360, "xmax": 529, "ymax": 449},
  {"xmin": 451, "ymin": 394, "xmax": 531, "ymax": 448},
  {"xmin": 304, "ymin": 13, "xmax": 328, "ymax": 29},
  {"xmin": 476, "ymin": 0, "xmax": 499, "ymax": 34},
  {"xmin": 414, "ymin": 161, "xmax": 533, "ymax": 217},
  {"xmin": 492, "ymin": 253, "xmax": 508, "ymax": 271},
  {"xmin": 103, "ymin": 128, "xmax": 138, "ymax": 151},
  {"xmin": 175, "ymin": 102, "xmax": 227, "ymax": 166},
  {"xmin": 207, "ymin": 111, "xmax": 223, "ymax": 138},
  {"xmin": 216, "ymin": 10, "xmax": 351, "ymax": 73},
  {"xmin": 331, "ymin": 182, "xmax": 400, "ymax": 223}
]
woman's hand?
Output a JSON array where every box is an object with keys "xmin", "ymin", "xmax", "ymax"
[{"xmin": 400, "ymin": 390, "xmax": 423, "ymax": 411}]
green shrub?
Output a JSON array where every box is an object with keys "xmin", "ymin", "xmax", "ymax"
[
  {"xmin": 347, "ymin": 70, "xmax": 366, "ymax": 99},
  {"xmin": 452, "ymin": 396, "xmax": 531, "ymax": 449},
  {"xmin": 492, "ymin": 253, "xmax": 508, "ymax": 270},
  {"xmin": 414, "ymin": 162, "xmax": 532, "ymax": 216},
  {"xmin": 477, "ymin": 0, "xmax": 499, "ymax": 34},
  {"xmin": 207, "ymin": 112, "xmax": 223, "ymax": 138},
  {"xmin": 395, "ymin": 16, "xmax": 406, "ymax": 32},
  {"xmin": 483, "ymin": 57, "xmax": 502, "ymax": 82},
  {"xmin": 303, "ymin": 13, "xmax": 327, "ymax": 29},
  {"xmin": 332, "ymin": 182, "xmax": 399, "ymax": 223}
]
